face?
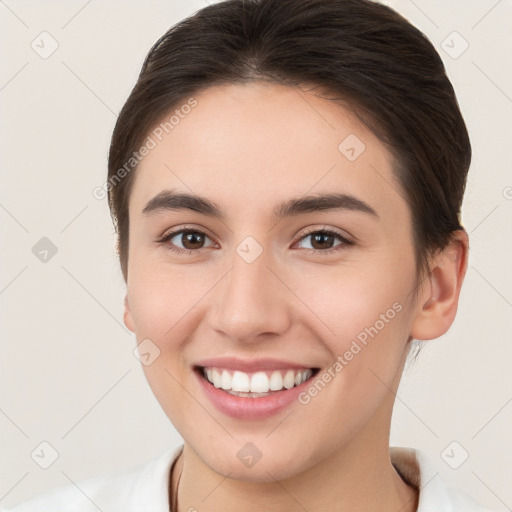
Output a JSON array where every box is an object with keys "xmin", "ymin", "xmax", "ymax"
[{"xmin": 124, "ymin": 82, "xmax": 425, "ymax": 481}]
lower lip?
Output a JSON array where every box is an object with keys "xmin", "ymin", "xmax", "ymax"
[{"xmin": 195, "ymin": 369, "xmax": 315, "ymax": 420}]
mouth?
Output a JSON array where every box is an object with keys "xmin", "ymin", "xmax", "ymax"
[
  {"xmin": 192, "ymin": 356, "xmax": 322, "ymax": 419},
  {"xmin": 194, "ymin": 366, "xmax": 320, "ymax": 398}
]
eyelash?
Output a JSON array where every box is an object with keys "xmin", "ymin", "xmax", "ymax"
[{"xmin": 156, "ymin": 226, "xmax": 354, "ymax": 256}]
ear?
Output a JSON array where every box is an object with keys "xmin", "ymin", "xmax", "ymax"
[
  {"xmin": 123, "ymin": 294, "xmax": 136, "ymax": 333},
  {"xmin": 410, "ymin": 229, "xmax": 469, "ymax": 341}
]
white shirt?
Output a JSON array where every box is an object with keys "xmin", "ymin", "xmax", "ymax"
[{"xmin": 2, "ymin": 445, "xmax": 496, "ymax": 512}]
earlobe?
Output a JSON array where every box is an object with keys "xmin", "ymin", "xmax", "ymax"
[
  {"xmin": 410, "ymin": 229, "xmax": 469, "ymax": 341},
  {"xmin": 123, "ymin": 294, "xmax": 136, "ymax": 333}
]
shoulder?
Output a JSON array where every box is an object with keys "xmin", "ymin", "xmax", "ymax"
[
  {"xmin": 390, "ymin": 446, "xmax": 498, "ymax": 512},
  {"xmin": 2, "ymin": 445, "xmax": 183, "ymax": 512}
]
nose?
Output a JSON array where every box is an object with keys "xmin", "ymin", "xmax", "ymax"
[{"xmin": 208, "ymin": 245, "xmax": 292, "ymax": 343}]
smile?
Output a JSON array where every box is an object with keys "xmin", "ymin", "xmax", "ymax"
[
  {"xmin": 192, "ymin": 356, "xmax": 322, "ymax": 418},
  {"xmin": 200, "ymin": 367, "xmax": 316, "ymax": 396}
]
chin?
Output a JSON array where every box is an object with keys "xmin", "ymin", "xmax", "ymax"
[
  {"xmin": 189, "ymin": 435, "xmax": 320, "ymax": 483},
  {"xmin": 207, "ymin": 453, "xmax": 306, "ymax": 483}
]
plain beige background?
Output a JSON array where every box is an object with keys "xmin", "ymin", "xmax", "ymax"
[{"xmin": 1, "ymin": 0, "xmax": 511, "ymax": 509}]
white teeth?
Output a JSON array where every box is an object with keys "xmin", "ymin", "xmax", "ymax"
[
  {"xmin": 302, "ymin": 369, "xmax": 312, "ymax": 383},
  {"xmin": 232, "ymin": 371, "xmax": 250, "ymax": 392},
  {"xmin": 250, "ymin": 372, "xmax": 270, "ymax": 393},
  {"xmin": 269, "ymin": 370, "xmax": 283, "ymax": 391},
  {"xmin": 221, "ymin": 370, "xmax": 232, "ymax": 390},
  {"xmin": 203, "ymin": 367, "xmax": 314, "ymax": 394},
  {"xmin": 212, "ymin": 368, "xmax": 222, "ymax": 388},
  {"xmin": 283, "ymin": 370, "xmax": 295, "ymax": 389}
]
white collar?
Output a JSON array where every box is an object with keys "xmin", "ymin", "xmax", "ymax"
[
  {"xmin": 6, "ymin": 444, "xmax": 493, "ymax": 511},
  {"xmin": 390, "ymin": 446, "xmax": 492, "ymax": 511}
]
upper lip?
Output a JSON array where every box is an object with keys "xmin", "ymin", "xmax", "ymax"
[{"xmin": 195, "ymin": 356, "xmax": 318, "ymax": 372}]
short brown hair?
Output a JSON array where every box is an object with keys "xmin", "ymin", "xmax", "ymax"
[{"xmin": 107, "ymin": 0, "xmax": 471, "ymax": 283}]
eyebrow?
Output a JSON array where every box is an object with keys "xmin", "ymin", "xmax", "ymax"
[{"xmin": 142, "ymin": 189, "xmax": 378, "ymax": 221}]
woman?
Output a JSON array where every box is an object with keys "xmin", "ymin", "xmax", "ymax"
[{"xmin": 4, "ymin": 0, "xmax": 498, "ymax": 510}]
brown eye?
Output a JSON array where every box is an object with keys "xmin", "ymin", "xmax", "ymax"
[
  {"xmin": 180, "ymin": 231, "xmax": 206, "ymax": 250},
  {"xmin": 159, "ymin": 229, "xmax": 216, "ymax": 254},
  {"xmin": 296, "ymin": 229, "xmax": 353, "ymax": 254},
  {"xmin": 309, "ymin": 232, "xmax": 337, "ymax": 250}
]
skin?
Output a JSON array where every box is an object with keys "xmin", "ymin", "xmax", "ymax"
[{"xmin": 123, "ymin": 82, "xmax": 468, "ymax": 512}]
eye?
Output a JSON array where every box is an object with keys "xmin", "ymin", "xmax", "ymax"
[
  {"xmin": 157, "ymin": 226, "xmax": 353, "ymax": 256},
  {"xmin": 157, "ymin": 228, "xmax": 216, "ymax": 254},
  {"xmin": 294, "ymin": 228, "xmax": 353, "ymax": 254}
]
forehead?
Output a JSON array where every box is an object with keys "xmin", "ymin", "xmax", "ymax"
[{"xmin": 130, "ymin": 82, "xmax": 408, "ymax": 225}]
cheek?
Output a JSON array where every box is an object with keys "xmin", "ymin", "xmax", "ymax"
[
  {"xmin": 290, "ymin": 259, "xmax": 416, "ymax": 411},
  {"xmin": 290, "ymin": 266, "xmax": 413, "ymax": 440},
  {"xmin": 293, "ymin": 261, "xmax": 412, "ymax": 350},
  {"xmin": 127, "ymin": 258, "xmax": 215, "ymax": 341},
  {"xmin": 126, "ymin": 263, "xmax": 209, "ymax": 423}
]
